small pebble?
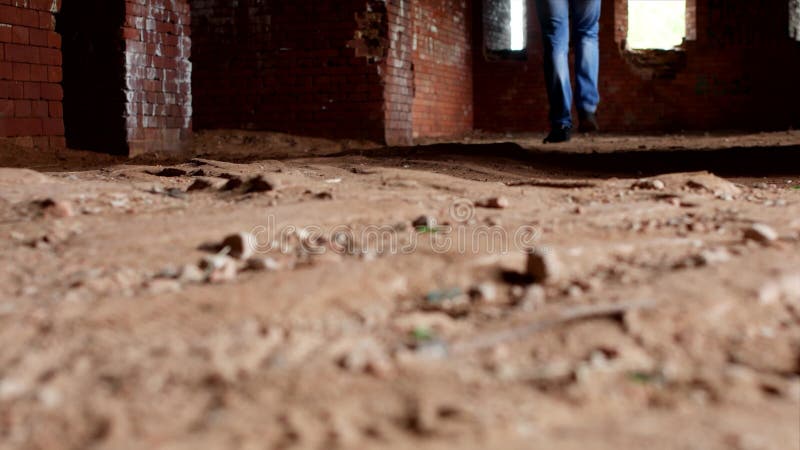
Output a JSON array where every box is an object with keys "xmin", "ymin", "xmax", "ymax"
[
  {"xmin": 517, "ymin": 285, "xmax": 546, "ymax": 310},
  {"xmin": 468, "ymin": 283, "xmax": 498, "ymax": 302},
  {"xmin": 412, "ymin": 215, "xmax": 437, "ymax": 229},
  {"xmin": 245, "ymin": 257, "xmax": 281, "ymax": 271},
  {"xmin": 221, "ymin": 232, "xmax": 255, "ymax": 260},
  {"xmin": 743, "ymin": 223, "xmax": 778, "ymax": 244},
  {"xmin": 39, "ymin": 199, "xmax": 74, "ymax": 218},
  {"xmin": 478, "ymin": 196, "xmax": 510, "ymax": 209},
  {"xmin": 178, "ymin": 264, "xmax": 206, "ymax": 283},
  {"xmin": 153, "ymin": 167, "xmax": 187, "ymax": 177},
  {"xmin": 631, "ymin": 179, "xmax": 665, "ymax": 190},
  {"xmin": 222, "ymin": 176, "xmax": 244, "ymax": 191},
  {"xmin": 697, "ymin": 248, "xmax": 732, "ymax": 265},
  {"xmin": 526, "ymin": 248, "xmax": 563, "ymax": 284},
  {"xmin": 244, "ymin": 175, "xmax": 278, "ymax": 193},
  {"xmin": 199, "ymin": 254, "xmax": 238, "ymax": 283},
  {"xmin": 147, "ymin": 279, "xmax": 182, "ymax": 294},
  {"xmin": 186, "ymin": 178, "xmax": 220, "ymax": 191}
]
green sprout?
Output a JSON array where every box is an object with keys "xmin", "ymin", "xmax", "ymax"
[
  {"xmin": 627, "ymin": 371, "xmax": 664, "ymax": 384},
  {"xmin": 411, "ymin": 327, "xmax": 434, "ymax": 342}
]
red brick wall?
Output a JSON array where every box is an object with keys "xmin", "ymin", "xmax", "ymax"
[
  {"xmin": 474, "ymin": 0, "xmax": 800, "ymax": 132},
  {"xmin": 190, "ymin": 0, "xmax": 387, "ymax": 143},
  {"xmin": 385, "ymin": 0, "xmax": 415, "ymax": 145},
  {"xmin": 410, "ymin": 0, "xmax": 473, "ymax": 138},
  {"xmin": 1, "ymin": 0, "xmax": 190, "ymax": 155},
  {"xmin": 0, "ymin": 0, "xmax": 65, "ymax": 150},
  {"xmin": 124, "ymin": 0, "xmax": 192, "ymax": 156},
  {"xmin": 189, "ymin": 0, "xmax": 473, "ymax": 145}
]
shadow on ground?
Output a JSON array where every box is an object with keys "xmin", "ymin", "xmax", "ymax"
[{"xmin": 328, "ymin": 142, "xmax": 800, "ymax": 178}]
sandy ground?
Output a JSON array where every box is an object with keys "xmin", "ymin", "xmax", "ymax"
[{"xmin": 1, "ymin": 130, "xmax": 799, "ymax": 449}]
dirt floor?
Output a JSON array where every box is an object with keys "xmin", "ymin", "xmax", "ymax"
[{"xmin": 1, "ymin": 130, "xmax": 799, "ymax": 449}]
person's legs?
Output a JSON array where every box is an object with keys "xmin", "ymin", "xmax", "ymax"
[
  {"xmin": 571, "ymin": 0, "xmax": 601, "ymax": 117},
  {"xmin": 535, "ymin": 0, "xmax": 572, "ymax": 129}
]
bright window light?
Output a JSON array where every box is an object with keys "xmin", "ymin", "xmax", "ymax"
[
  {"xmin": 509, "ymin": 0, "xmax": 525, "ymax": 50},
  {"xmin": 628, "ymin": 0, "xmax": 686, "ymax": 50}
]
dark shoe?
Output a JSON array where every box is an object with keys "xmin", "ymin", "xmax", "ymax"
[
  {"xmin": 578, "ymin": 110, "xmax": 599, "ymax": 133},
  {"xmin": 543, "ymin": 125, "xmax": 572, "ymax": 143}
]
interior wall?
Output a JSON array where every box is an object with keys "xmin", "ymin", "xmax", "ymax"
[
  {"xmin": 190, "ymin": 0, "xmax": 387, "ymax": 142},
  {"xmin": 474, "ymin": 0, "xmax": 800, "ymax": 132},
  {"xmin": 410, "ymin": 0, "xmax": 473, "ymax": 139}
]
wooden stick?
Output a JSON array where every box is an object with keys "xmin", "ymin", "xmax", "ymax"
[{"xmin": 448, "ymin": 299, "xmax": 657, "ymax": 356}]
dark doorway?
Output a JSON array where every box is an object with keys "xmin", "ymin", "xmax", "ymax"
[{"xmin": 56, "ymin": 1, "xmax": 128, "ymax": 154}]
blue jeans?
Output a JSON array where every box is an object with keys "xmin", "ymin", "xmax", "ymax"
[{"xmin": 535, "ymin": 0, "xmax": 601, "ymax": 128}]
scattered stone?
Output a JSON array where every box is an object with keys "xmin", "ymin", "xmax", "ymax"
[
  {"xmin": 392, "ymin": 222, "xmax": 409, "ymax": 232},
  {"xmin": 245, "ymin": 257, "xmax": 281, "ymax": 272},
  {"xmin": 683, "ymin": 172, "xmax": 741, "ymax": 197},
  {"xmin": 412, "ymin": 215, "xmax": 437, "ymax": 229},
  {"xmin": 313, "ymin": 191, "xmax": 334, "ymax": 200},
  {"xmin": 566, "ymin": 284, "xmax": 584, "ymax": 298},
  {"xmin": 165, "ymin": 188, "xmax": 187, "ymax": 199},
  {"xmin": 477, "ymin": 196, "xmax": 510, "ymax": 209},
  {"xmin": 189, "ymin": 169, "xmax": 206, "ymax": 177},
  {"xmin": 221, "ymin": 232, "xmax": 256, "ymax": 260},
  {"xmin": 335, "ymin": 338, "xmax": 393, "ymax": 377},
  {"xmin": 516, "ymin": 285, "xmax": 546, "ymax": 310},
  {"xmin": 38, "ymin": 199, "xmax": 74, "ymax": 218},
  {"xmin": 350, "ymin": 167, "xmax": 377, "ymax": 175},
  {"xmin": 151, "ymin": 167, "xmax": 187, "ymax": 177},
  {"xmin": 425, "ymin": 287, "xmax": 463, "ymax": 304},
  {"xmin": 221, "ymin": 176, "xmax": 244, "ymax": 191},
  {"xmin": 678, "ymin": 247, "xmax": 732, "ymax": 268},
  {"xmin": 244, "ymin": 175, "xmax": 278, "ymax": 193},
  {"xmin": 753, "ymin": 182, "xmax": 769, "ymax": 189},
  {"xmin": 412, "ymin": 339, "xmax": 449, "ymax": 359},
  {"xmin": 187, "ymin": 177, "xmax": 223, "ymax": 191},
  {"xmin": 109, "ymin": 195, "xmax": 130, "ymax": 209},
  {"xmin": 147, "ymin": 279, "xmax": 182, "ymax": 294},
  {"xmin": 758, "ymin": 275, "xmax": 800, "ymax": 306},
  {"xmin": 743, "ymin": 223, "xmax": 778, "ymax": 244},
  {"xmin": 155, "ymin": 266, "xmax": 180, "ymax": 279},
  {"xmin": 468, "ymin": 283, "xmax": 497, "ymax": 302},
  {"xmin": 199, "ymin": 254, "xmax": 238, "ymax": 283},
  {"xmin": 631, "ymin": 179, "xmax": 665, "ymax": 190},
  {"xmin": 526, "ymin": 248, "xmax": 563, "ymax": 284},
  {"xmin": 178, "ymin": 264, "xmax": 206, "ymax": 283}
]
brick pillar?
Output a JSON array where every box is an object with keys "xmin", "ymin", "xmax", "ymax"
[
  {"xmin": 384, "ymin": 0, "xmax": 415, "ymax": 145},
  {"xmin": 123, "ymin": 0, "xmax": 192, "ymax": 156},
  {"xmin": 0, "ymin": 1, "xmax": 65, "ymax": 150},
  {"xmin": 685, "ymin": 0, "xmax": 698, "ymax": 41}
]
